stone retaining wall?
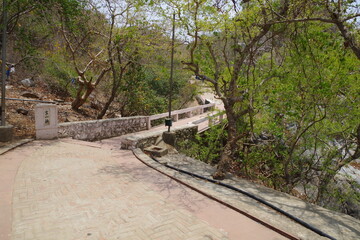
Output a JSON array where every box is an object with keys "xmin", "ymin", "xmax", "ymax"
[
  {"xmin": 121, "ymin": 125, "xmax": 198, "ymax": 150},
  {"xmin": 58, "ymin": 116, "xmax": 149, "ymax": 141}
]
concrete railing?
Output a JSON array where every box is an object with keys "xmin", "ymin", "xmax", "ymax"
[
  {"xmin": 148, "ymin": 103, "xmax": 215, "ymax": 128},
  {"xmin": 191, "ymin": 111, "xmax": 226, "ymax": 132}
]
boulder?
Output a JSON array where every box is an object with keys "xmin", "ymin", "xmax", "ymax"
[
  {"xmin": 90, "ymin": 101, "xmax": 102, "ymax": 110},
  {"xmin": 16, "ymin": 108, "xmax": 29, "ymax": 115},
  {"xmin": 20, "ymin": 78, "xmax": 35, "ymax": 87},
  {"xmin": 65, "ymin": 116, "xmax": 78, "ymax": 122}
]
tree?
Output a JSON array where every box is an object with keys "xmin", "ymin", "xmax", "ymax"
[
  {"xmin": 161, "ymin": 2, "xmax": 360, "ymax": 217},
  {"xmin": 98, "ymin": 9, "xmax": 195, "ymax": 118},
  {"xmin": 167, "ymin": 1, "xmax": 359, "ymax": 210},
  {"xmin": 116, "ymin": 58, "xmax": 166, "ymax": 116},
  {"xmin": 266, "ymin": 0, "xmax": 360, "ymax": 60},
  {"xmin": 0, "ymin": 0, "xmax": 82, "ymax": 38},
  {"xmin": 164, "ymin": 0, "xmax": 291, "ymax": 179},
  {"xmin": 0, "ymin": 0, "xmax": 82, "ymax": 66},
  {"xmin": 246, "ymin": 22, "xmax": 359, "ymax": 194},
  {"xmin": 60, "ymin": 2, "xmax": 111, "ymax": 111}
]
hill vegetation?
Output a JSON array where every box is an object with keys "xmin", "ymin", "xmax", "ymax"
[{"xmin": 1, "ymin": 0, "xmax": 197, "ymax": 136}]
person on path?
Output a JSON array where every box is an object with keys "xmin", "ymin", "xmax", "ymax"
[{"xmin": 6, "ymin": 64, "xmax": 15, "ymax": 82}]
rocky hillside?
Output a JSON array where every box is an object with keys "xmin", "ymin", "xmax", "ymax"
[{"xmin": 3, "ymin": 77, "xmax": 99, "ymax": 139}]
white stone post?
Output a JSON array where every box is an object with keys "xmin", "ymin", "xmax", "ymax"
[
  {"xmin": 209, "ymin": 117, "xmax": 214, "ymax": 126},
  {"xmin": 146, "ymin": 116, "xmax": 151, "ymax": 130},
  {"xmin": 186, "ymin": 111, "xmax": 192, "ymax": 118},
  {"xmin": 173, "ymin": 114, "xmax": 179, "ymax": 122},
  {"xmin": 35, "ymin": 104, "xmax": 58, "ymax": 139}
]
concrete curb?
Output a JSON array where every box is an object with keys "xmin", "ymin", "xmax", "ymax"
[
  {"xmin": 132, "ymin": 148, "xmax": 360, "ymax": 240},
  {"xmin": 0, "ymin": 139, "xmax": 34, "ymax": 155},
  {"xmin": 132, "ymin": 148, "xmax": 304, "ymax": 240}
]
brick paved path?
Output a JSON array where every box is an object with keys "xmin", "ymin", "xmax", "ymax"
[{"xmin": 1, "ymin": 139, "xmax": 287, "ymax": 240}]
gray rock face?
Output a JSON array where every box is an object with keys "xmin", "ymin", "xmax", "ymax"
[
  {"xmin": 333, "ymin": 163, "xmax": 360, "ymax": 219},
  {"xmin": 20, "ymin": 78, "xmax": 35, "ymax": 87},
  {"xmin": 163, "ymin": 131, "xmax": 176, "ymax": 146},
  {"xmin": 339, "ymin": 164, "xmax": 360, "ymax": 185}
]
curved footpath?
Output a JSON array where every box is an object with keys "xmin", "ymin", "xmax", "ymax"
[
  {"xmin": 1, "ymin": 138, "xmax": 292, "ymax": 240},
  {"xmin": 133, "ymin": 150, "xmax": 360, "ymax": 240}
]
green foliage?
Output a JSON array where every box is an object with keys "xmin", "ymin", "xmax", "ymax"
[
  {"xmin": 43, "ymin": 52, "xmax": 77, "ymax": 97},
  {"xmin": 237, "ymin": 22, "xmax": 359, "ymax": 193},
  {"xmin": 179, "ymin": 121, "xmax": 227, "ymax": 165},
  {"xmin": 119, "ymin": 62, "xmax": 168, "ymax": 116},
  {"xmin": 318, "ymin": 179, "xmax": 360, "ymax": 217},
  {"xmin": 117, "ymin": 59, "xmax": 195, "ymax": 116},
  {"xmin": 106, "ymin": 22, "xmax": 195, "ymax": 117}
]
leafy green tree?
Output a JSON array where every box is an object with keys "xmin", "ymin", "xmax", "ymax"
[
  {"xmin": 0, "ymin": 0, "xmax": 83, "ymax": 67},
  {"xmin": 116, "ymin": 60, "xmax": 167, "ymax": 116},
  {"xmin": 168, "ymin": 2, "xmax": 359, "ymax": 212},
  {"xmin": 246, "ymin": 22, "xmax": 359, "ymax": 195},
  {"xmin": 266, "ymin": 0, "xmax": 360, "ymax": 59},
  {"xmin": 95, "ymin": 0, "xmax": 139, "ymax": 119},
  {"xmin": 162, "ymin": 0, "xmax": 292, "ymax": 179},
  {"xmin": 163, "ymin": 0, "xmax": 359, "ymax": 184}
]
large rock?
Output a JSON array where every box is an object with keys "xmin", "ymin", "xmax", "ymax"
[
  {"xmin": 162, "ymin": 131, "xmax": 176, "ymax": 146},
  {"xmin": 334, "ymin": 165, "xmax": 360, "ymax": 219},
  {"xmin": 20, "ymin": 78, "xmax": 35, "ymax": 87},
  {"xmin": 90, "ymin": 101, "xmax": 102, "ymax": 110},
  {"xmin": 16, "ymin": 108, "xmax": 29, "ymax": 115},
  {"xmin": 65, "ymin": 116, "xmax": 78, "ymax": 122},
  {"xmin": 21, "ymin": 91, "xmax": 39, "ymax": 99}
]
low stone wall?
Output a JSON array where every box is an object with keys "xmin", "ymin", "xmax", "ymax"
[
  {"xmin": 172, "ymin": 125, "xmax": 198, "ymax": 147},
  {"xmin": 121, "ymin": 124, "xmax": 198, "ymax": 150},
  {"xmin": 58, "ymin": 116, "xmax": 149, "ymax": 141}
]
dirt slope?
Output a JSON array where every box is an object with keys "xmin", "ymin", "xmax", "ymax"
[{"xmin": 2, "ymin": 79, "xmax": 97, "ymax": 139}]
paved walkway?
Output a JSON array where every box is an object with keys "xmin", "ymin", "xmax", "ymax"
[
  {"xmin": 2, "ymin": 102, "xmax": 358, "ymax": 239},
  {"xmin": 151, "ymin": 110, "xmax": 219, "ymax": 133},
  {"xmin": 153, "ymin": 153, "xmax": 360, "ymax": 240},
  {"xmin": 0, "ymin": 138, "xmax": 288, "ymax": 240}
]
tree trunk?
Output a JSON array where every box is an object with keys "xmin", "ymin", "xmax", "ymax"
[
  {"xmin": 71, "ymin": 83, "xmax": 94, "ymax": 111},
  {"xmin": 212, "ymin": 107, "xmax": 239, "ymax": 180},
  {"xmin": 97, "ymin": 89, "xmax": 116, "ymax": 119},
  {"xmin": 212, "ymin": 134, "xmax": 238, "ymax": 180},
  {"xmin": 96, "ymin": 67, "xmax": 125, "ymax": 119},
  {"xmin": 330, "ymin": 13, "xmax": 360, "ymax": 60}
]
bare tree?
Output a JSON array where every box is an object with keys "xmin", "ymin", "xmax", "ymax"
[
  {"xmin": 96, "ymin": 0, "xmax": 136, "ymax": 119},
  {"xmin": 61, "ymin": 15, "xmax": 111, "ymax": 110}
]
